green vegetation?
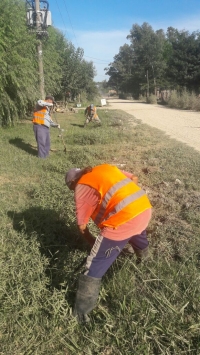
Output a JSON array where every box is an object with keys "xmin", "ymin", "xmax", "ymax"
[
  {"xmin": 106, "ymin": 22, "xmax": 200, "ymax": 99},
  {"xmin": 0, "ymin": 0, "xmax": 98, "ymax": 126},
  {"xmin": 146, "ymin": 94, "xmax": 157, "ymax": 104},
  {"xmin": 167, "ymin": 90, "xmax": 200, "ymax": 110},
  {"xmin": 0, "ymin": 109, "xmax": 200, "ymax": 354}
]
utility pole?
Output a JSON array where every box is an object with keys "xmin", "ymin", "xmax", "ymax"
[
  {"xmin": 146, "ymin": 70, "xmax": 149, "ymax": 97},
  {"xmin": 26, "ymin": 0, "xmax": 52, "ymax": 99},
  {"xmin": 35, "ymin": 0, "xmax": 45, "ymax": 99}
]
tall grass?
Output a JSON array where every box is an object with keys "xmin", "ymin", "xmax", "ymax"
[
  {"xmin": 146, "ymin": 94, "xmax": 157, "ymax": 104},
  {"xmin": 167, "ymin": 90, "xmax": 200, "ymax": 110},
  {"xmin": 0, "ymin": 108, "xmax": 200, "ymax": 354}
]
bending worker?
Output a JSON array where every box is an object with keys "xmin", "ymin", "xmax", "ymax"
[
  {"xmin": 65, "ymin": 163, "xmax": 152, "ymax": 322},
  {"xmin": 32, "ymin": 95, "xmax": 60, "ymax": 158},
  {"xmin": 84, "ymin": 103, "xmax": 101, "ymax": 126}
]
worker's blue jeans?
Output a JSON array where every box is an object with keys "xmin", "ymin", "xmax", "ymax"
[
  {"xmin": 84, "ymin": 230, "xmax": 148, "ymax": 278},
  {"xmin": 33, "ymin": 124, "xmax": 50, "ymax": 158}
]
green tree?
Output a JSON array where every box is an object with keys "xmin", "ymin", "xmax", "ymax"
[
  {"xmin": 165, "ymin": 27, "xmax": 200, "ymax": 91},
  {"xmin": 105, "ymin": 23, "xmax": 166, "ymax": 98},
  {"xmin": 0, "ymin": 0, "xmax": 38, "ymax": 125},
  {"xmin": 61, "ymin": 44, "xmax": 97, "ymax": 102},
  {"xmin": 0, "ymin": 0, "xmax": 102, "ymax": 126},
  {"xmin": 42, "ymin": 27, "xmax": 66, "ymax": 96},
  {"xmin": 105, "ymin": 44, "xmax": 134, "ymax": 95},
  {"xmin": 127, "ymin": 23, "xmax": 166, "ymax": 96}
]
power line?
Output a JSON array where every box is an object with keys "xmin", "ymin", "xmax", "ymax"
[
  {"xmin": 84, "ymin": 55, "xmax": 112, "ymax": 63},
  {"xmin": 54, "ymin": 0, "xmax": 69, "ymax": 38},
  {"xmin": 55, "ymin": 1, "xmax": 113, "ymax": 64},
  {"xmin": 53, "ymin": 1, "xmax": 113, "ymax": 73},
  {"xmin": 90, "ymin": 63, "xmax": 109, "ymax": 66},
  {"xmin": 95, "ymin": 74, "xmax": 108, "ymax": 77},
  {"xmin": 62, "ymin": 0, "xmax": 79, "ymax": 47}
]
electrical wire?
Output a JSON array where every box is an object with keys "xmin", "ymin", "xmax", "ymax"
[
  {"xmin": 61, "ymin": 0, "xmax": 79, "ymax": 47},
  {"xmin": 54, "ymin": 0, "xmax": 70, "ymax": 38},
  {"xmin": 53, "ymin": 0, "xmax": 113, "ymax": 76},
  {"xmin": 84, "ymin": 55, "xmax": 111, "ymax": 63},
  {"xmin": 58, "ymin": 0, "xmax": 113, "ymax": 64}
]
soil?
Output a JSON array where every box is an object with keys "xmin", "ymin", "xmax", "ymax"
[{"xmin": 106, "ymin": 99, "xmax": 200, "ymax": 153}]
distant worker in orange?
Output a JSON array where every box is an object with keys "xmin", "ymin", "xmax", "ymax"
[
  {"xmin": 32, "ymin": 95, "xmax": 60, "ymax": 158},
  {"xmin": 84, "ymin": 104, "xmax": 101, "ymax": 127}
]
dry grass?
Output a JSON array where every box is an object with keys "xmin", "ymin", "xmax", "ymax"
[{"xmin": 167, "ymin": 90, "xmax": 200, "ymax": 111}]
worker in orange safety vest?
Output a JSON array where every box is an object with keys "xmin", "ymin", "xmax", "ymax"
[
  {"xmin": 84, "ymin": 104, "xmax": 101, "ymax": 127},
  {"xmin": 65, "ymin": 163, "xmax": 152, "ymax": 322},
  {"xmin": 32, "ymin": 95, "xmax": 60, "ymax": 158}
]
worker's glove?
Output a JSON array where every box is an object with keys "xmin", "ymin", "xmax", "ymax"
[{"xmin": 57, "ymin": 124, "xmax": 60, "ymax": 129}]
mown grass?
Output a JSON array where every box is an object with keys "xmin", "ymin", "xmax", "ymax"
[{"xmin": 0, "ymin": 107, "xmax": 200, "ymax": 354}]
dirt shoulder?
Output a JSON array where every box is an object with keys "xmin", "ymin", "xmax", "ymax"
[{"xmin": 106, "ymin": 99, "xmax": 200, "ymax": 153}]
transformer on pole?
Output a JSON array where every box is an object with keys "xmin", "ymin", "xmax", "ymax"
[{"xmin": 26, "ymin": 0, "xmax": 52, "ymax": 98}]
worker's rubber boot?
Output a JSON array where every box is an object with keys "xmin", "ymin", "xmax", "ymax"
[
  {"xmin": 121, "ymin": 243, "xmax": 135, "ymax": 256},
  {"xmin": 73, "ymin": 274, "xmax": 101, "ymax": 323},
  {"xmin": 134, "ymin": 246, "xmax": 149, "ymax": 264}
]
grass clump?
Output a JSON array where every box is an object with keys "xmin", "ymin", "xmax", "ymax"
[
  {"xmin": 146, "ymin": 94, "xmax": 157, "ymax": 104},
  {"xmin": 167, "ymin": 90, "xmax": 200, "ymax": 110},
  {"xmin": 0, "ymin": 107, "xmax": 200, "ymax": 354}
]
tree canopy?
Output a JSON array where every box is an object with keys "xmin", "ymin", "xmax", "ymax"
[{"xmin": 105, "ymin": 22, "xmax": 200, "ymax": 98}]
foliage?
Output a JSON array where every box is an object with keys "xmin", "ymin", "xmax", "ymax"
[
  {"xmin": 0, "ymin": 0, "xmax": 99, "ymax": 126},
  {"xmin": 127, "ymin": 23, "xmax": 166, "ymax": 93},
  {"xmin": 0, "ymin": 0, "xmax": 39, "ymax": 126},
  {"xmin": 42, "ymin": 27, "xmax": 66, "ymax": 96},
  {"xmin": 59, "ymin": 43, "xmax": 98, "ymax": 103},
  {"xmin": 106, "ymin": 23, "xmax": 166, "ymax": 98},
  {"xmin": 167, "ymin": 89, "xmax": 200, "ymax": 110},
  {"xmin": 0, "ymin": 108, "xmax": 200, "ymax": 354},
  {"xmin": 146, "ymin": 94, "xmax": 157, "ymax": 104},
  {"xmin": 166, "ymin": 28, "xmax": 200, "ymax": 91},
  {"xmin": 105, "ymin": 22, "xmax": 200, "ymax": 99},
  {"xmin": 105, "ymin": 44, "xmax": 135, "ymax": 94}
]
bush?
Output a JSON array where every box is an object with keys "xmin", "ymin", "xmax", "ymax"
[
  {"xmin": 188, "ymin": 92, "xmax": 200, "ymax": 111},
  {"xmin": 119, "ymin": 93, "xmax": 133, "ymax": 99},
  {"xmin": 74, "ymin": 91, "xmax": 102, "ymax": 108},
  {"xmin": 167, "ymin": 89, "xmax": 200, "ymax": 111},
  {"xmin": 138, "ymin": 94, "xmax": 146, "ymax": 102},
  {"xmin": 146, "ymin": 94, "xmax": 157, "ymax": 104}
]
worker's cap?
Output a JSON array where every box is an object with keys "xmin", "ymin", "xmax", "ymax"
[
  {"xmin": 45, "ymin": 95, "xmax": 56, "ymax": 103},
  {"xmin": 90, "ymin": 104, "xmax": 94, "ymax": 108},
  {"xmin": 65, "ymin": 168, "xmax": 83, "ymax": 188}
]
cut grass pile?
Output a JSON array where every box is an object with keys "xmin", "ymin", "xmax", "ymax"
[{"xmin": 0, "ymin": 108, "xmax": 200, "ymax": 354}]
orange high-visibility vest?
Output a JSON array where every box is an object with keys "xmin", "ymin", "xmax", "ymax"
[
  {"xmin": 32, "ymin": 107, "xmax": 47, "ymax": 125},
  {"xmin": 77, "ymin": 164, "xmax": 152, "ymax": 228},
  {"xmin": 87, "ymin": 106, "xmax": 98, "ymax": 119}
]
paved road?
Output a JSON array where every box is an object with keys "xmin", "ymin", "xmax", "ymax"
[{"xmin": 106, "ymin": 99, "xmax": 200, "ymax": 153}]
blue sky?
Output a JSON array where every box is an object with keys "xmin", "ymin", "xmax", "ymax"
[{"xmin": 49, "ymin": 0, "xmax": 200, "ymax": 81}]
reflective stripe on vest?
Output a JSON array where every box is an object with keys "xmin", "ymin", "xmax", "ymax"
[
  {"xmin": 94, "ymin": 179, "xmax": 145, "ymax": 225},
  {"xmin": 93, "ymin": 178, "xmax": 130, "ymax": 224},
  {"xmin": 104, "ymin": 189, "xmax": 146, "ymax": 222}
]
